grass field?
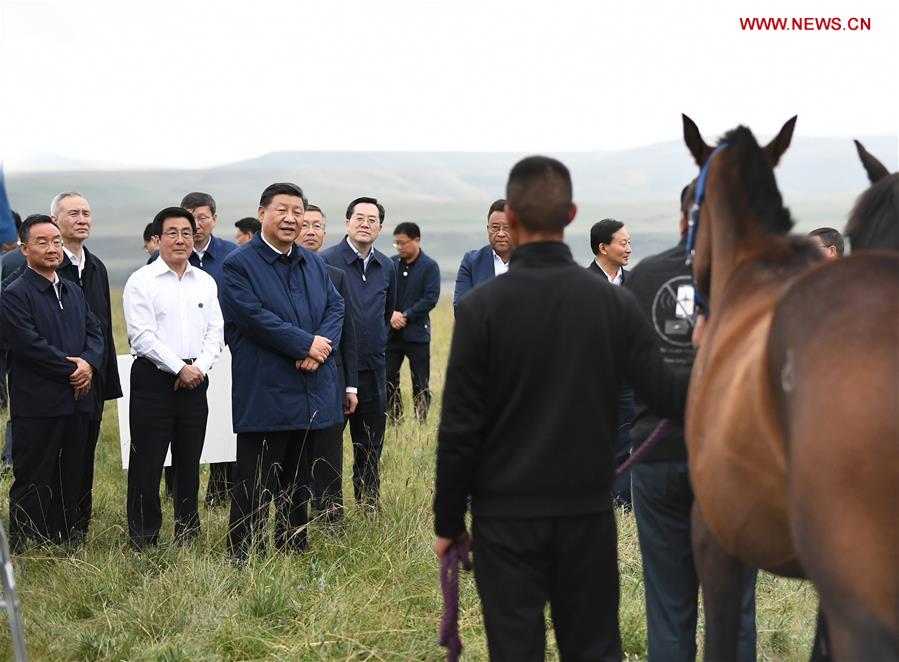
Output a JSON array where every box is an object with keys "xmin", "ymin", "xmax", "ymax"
[{"xmin": 0, "ymin": 296, "xmax": 816, "ymax": 660}]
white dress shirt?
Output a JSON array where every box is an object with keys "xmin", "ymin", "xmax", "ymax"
[
  {"xmin": 493, "ymin": 250, "xmax": 509, "ymax": 277},
  {"xmin": 123, "ymin": 257, "xmax": 224, "ymax": 375}
]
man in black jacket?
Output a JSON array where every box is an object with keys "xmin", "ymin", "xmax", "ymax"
[
  {"xmin": 50, "ymin": 191, "xmax": 123, "ymax": 541},
  {"xmin": 0, "ymin": 215, "xmax": 104, "ymax": 551},
  {"xmin": 434, "ymin": 156, "xmax": 688, "ymax": 661},
  {"xmin": 625, "ymin": 182, "xmax": 757, "ymax": 662},
  {"xmin": 387, "ymin": 221, "xmax": 440, "ymax": 423}
]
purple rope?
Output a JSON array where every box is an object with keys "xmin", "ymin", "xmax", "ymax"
[
  {"xmin": 614, "ymin": 418, "xmax": 672, "ymax": 480},
  {"xmin": 439, "ymin": 539, "xmax": 472, "ymax": 661}
]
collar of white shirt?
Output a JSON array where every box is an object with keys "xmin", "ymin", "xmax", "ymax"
[
  {"xmin": 261, "ymin": 232, "xmax": 292, "ymax": 257},
  {"xmin": 595, "ymin": 261, "xmax": 622, "ymax": 286},
  {"xmin": 150, "ymin": 255, "xmax": 198, "ymax": 278},
  {"xmin": 194, "ymin": 238, "xmax": 212, "ymax": 260},
  {"xmin": 63, "ymin": 245, "xmax": 86, "ymax": 277}
]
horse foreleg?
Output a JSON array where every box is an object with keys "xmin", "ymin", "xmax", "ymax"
[
  {"xmin": 692, "ymin": 502, "xmax": 748, "ymax": 662},
  {"xmin": 808, "ymin": 607, "xmax": 832, "ymax": 662}
]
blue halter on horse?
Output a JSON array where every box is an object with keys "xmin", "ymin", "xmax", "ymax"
[{"xmin": 685, "ymin": 143, "xmax": 729, "ymax": 314}]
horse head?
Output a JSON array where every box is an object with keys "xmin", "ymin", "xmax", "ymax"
[
  {"xmin": 681, "ymin": 115, "xmax": 797, "ymax": 306},
  {"xmin": 845, "ymin": 141, "xmax": 899, "ymax": 252}
]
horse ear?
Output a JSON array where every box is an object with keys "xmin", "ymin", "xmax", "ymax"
[
  {"xmin": 764, "ymin": 116, "xmax": 797, "ymax": 167},
  {"xmin": 854, "ymin": 140, "xmax": 890, "ymax": 183},
  {"xmin": 683, "ymin": 114, "xmax": 712, "ymax": 167}
]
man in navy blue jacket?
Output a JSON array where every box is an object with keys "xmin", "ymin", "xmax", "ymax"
[
  {"xmin": 221, "ymin": 183, "xmax": 344, "ymax": 560},
  {"xmin": 296, "ymin": 204, "xmax": 358, "ymax": 525},
  {"xmin": 179, "ymin": 192, "xmax": 239, "ymax": 508},
  {"xmin": 0, "ymin": 215, "xmax": 104, "ymax": 551},
  {"xmin": 452, "ymin": 199, "xmax": 511, "ymax": 308},
  {"xmin": 387, "ymin": 222, "xmax": 440, "ymax": 423},
  {"xmin": 322, "ymin": 196, "xmax": 396, "ymax": 508}
]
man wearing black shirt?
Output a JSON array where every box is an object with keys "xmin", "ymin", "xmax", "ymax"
[
  {"xmin": 625, "ymin": 183, "xmax": 757, "ymax": 662},
  {"xmin": 434, "ymin": 156, "xmax": 688, "ymax": 660}
]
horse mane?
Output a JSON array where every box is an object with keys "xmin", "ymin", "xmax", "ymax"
[
  {"xmin": 721, "ymin": 126, "xmax": 794, "ymax": 236},
  {"xmin": 845, "ymin": 172, "xmax": 899, "ymax": 252}
]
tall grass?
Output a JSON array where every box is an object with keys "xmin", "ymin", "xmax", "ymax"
[{"xmin": 0, "ymin": 297, "xmax": 815, "ymax": 660}]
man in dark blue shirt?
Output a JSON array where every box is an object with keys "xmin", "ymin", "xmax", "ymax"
[
  {"xmin": 322, "ymin": 197, "xmax": 396, "ymax": 508},
  {"xmin": 179, "ymin": 192, "xmax": 239, "ymax": 508},
  {"xmin": 387, "ymin": 222, "xmax": 440, "ymax": 423},
  {"xmin": 0, "ymin": 215, "xmax": 104, "ymax": 551}
]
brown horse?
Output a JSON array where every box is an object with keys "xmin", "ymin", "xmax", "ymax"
[{"xmin": 682, "ymin": 116, "xmax": 899, "ymax": 661}]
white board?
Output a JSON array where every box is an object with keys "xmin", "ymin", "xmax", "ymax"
[{"xmin": 116, "ymin": 349, "xmax": 237, "ymax": 469}]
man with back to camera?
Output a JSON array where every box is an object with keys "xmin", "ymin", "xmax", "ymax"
[
  {"xmin": 589, "ymin": 217, "xmax": 635, "ymax": 507},
  {"xmin": 235, "ymin": 216, "xmax": 261, "ymax": 245},
  {"xmin": 123, "ymin": 207, "xmax": 224, "ymax": 549},
  {"xmin": 1, "ymin": 215, "xmax": 104, "ymax": 551},
  {"xmin": 625, "ymin": 182, "xmax": 758, "ymax": 662},
  {"xmin": 321, "ymin": 197, "xmax": 395, "ymax": 509},
  {"xmin": 221, "ymin": 184, "xmax": 344, "ymax": 560},
  {"xmin": 453, "ymin": 198, "xmax": 511, "ymax": 308},
  {"xmin": 434, "ymin": 156, "xmax": 689, "ymax": 660},
  {"xmin": 808, "ymin": 227, "xmax": 844, "ymax": 260},
  {"xmin": 387, "ymin": 221, "xmax": 440, "ymax": 423},
  {"xmin": 295, "ymin": 203, "xmax": 358, "ymax": 525},
  {"xmin": 50, "ymin": 191, "xmax": 123, "ymax": 542}
]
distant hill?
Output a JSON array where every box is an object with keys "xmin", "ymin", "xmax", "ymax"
[{"xmin": 6, "ymin": 136, "xmax": 895, "ymax": 286}]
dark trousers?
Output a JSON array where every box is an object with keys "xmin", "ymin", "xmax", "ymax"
[
  {"xmin": 311, "ymin": 423, "xmax": 343, "ymax": 524},
  {"xmin": 612, "ymin": 386, "xmax": 635, "ymax": 508},
  {"xmin": 632, "ymin": 461, "xmax": 757, "ymax": 662},
  {"xmin": 349, "ymin": 368, "xmax": 386, "ymax": 505},
  {"xmin": 472, "ymin": 512, "xmax": 623, "ymax": 662},
  {"xmin": 228, "ymin": 429, "xmax": 316, "ymax": 560},
  {"xmin": 9, "ymin": 413, "xmax": 89, "ymax": 550},
  {"xmin": 205, "ymin": 461, "xmax": 233, "ymax": 506},
  {"xmin": 126, "ymin": 359, "xmax": 209, "ymax": 548},
  {"xmin": 74, "ymin": 415, "xmax": 103, "ymax": 538},
  {"xmin": 385, "ymin": 339, "xmax": 431, "ymax": 422}
]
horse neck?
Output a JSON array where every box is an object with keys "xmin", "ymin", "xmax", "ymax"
[{"xmin": 708, "ymin": 204, "xmax": 786, "ymax": 310}]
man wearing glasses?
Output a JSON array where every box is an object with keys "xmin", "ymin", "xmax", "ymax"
[
  {"xmin": 123, "ymin": 207, "xmax": 224, "ymax": 549},
  {"xmin": 295, "ymin": 204, "xmax": 358, "ymax": 525},
  {"xmin": 0, "ymin": 215, "xmax": 104, "ymax": 551},
  {"xmin": 322, "ymin": 197, "xmax": 396, "ymax": 509},
  {"xmin": 179, "ymin": 192, "xmax": 238, "ymax": 508},
  {"xmin": 453, "ymin": 199, "xmax": 512, "ymax": 308}
]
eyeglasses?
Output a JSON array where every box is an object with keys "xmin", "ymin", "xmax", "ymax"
[
  {"xmin": 301, "ymin": 222, "xmax": 325, "ymax": 231},
  {"xmin": 351, "ymin": 217, "xmax": 380, "ymax": 227},
  {"xmin": 393, "ymin": 239, "xmax": 415, "ymax": 248},
  {"xmin": 487, "ymin": 224, "xmax": 510, "ymax": 234},
  {"xmin": 161, "ymin": 229, "xmax": 195, "ymax": 240},
  {"xmin": 29, "ymin": 239, "xmax": 63, "ymax": 249},
  {"xmin": 194, "ymin": 215, "xmax": 213, "ymax": 224}
]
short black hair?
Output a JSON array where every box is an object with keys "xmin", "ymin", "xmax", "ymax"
[
  {"xmin": 20, "ymin": 214, "xmax": 57, "ymax": 244},
  {"xmin": 345, "ymin": 197, "xmax": 385, "ymax": 224},
  {"xmin": 487, "ymin": 199, "xmax": 506, "ymax": 219},
  {"xmin": 305, "ymin": 204, "xmax": 326, "ymax": 221},
  {"xmin": 506, "ymin": 156, "xmax": 572, "ymax": 233},
  {"xmin": 151, "ymin": 207, "xmax": 196, "ymax": 236},
  {"xmin": 234, "ymin": 217, "xmax": 261, "ymax": 234},
  {"xmin": 12, "ymin": 211, "xmax": 22, "ymax": 232},
  {"xmin": 143, "ymin": 222, "xmax": 155, "ymax": 243},
  {"xmin": 589, "ymin": 219, "xmax": 625, "ymax": 255},
  {"xmin": 259, "ymin": 183, "xmax": 307, "ymax": 208},
  {"xmin": 809, "ymin": 227, "xmax": 845, "ymax": 256},
  {"xmin": 393, "ymin": 222, "xmax": 420, "ymax": 239},
  {"xmin": 680, "ymin": 180, "xmax": 697, "ymax": 216},
  {"xmin": 180, "ymin": 192, "xmax": 216, "ymax": 215}
]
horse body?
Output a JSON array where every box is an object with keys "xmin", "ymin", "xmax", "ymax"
[
  {"xmin": 768, "ymin": 253, "xmax": 899, "ymax": 657},
  {"xmin": 682, "ymin": 115, "xmax": 899, "ymax": 660},
  {"xmin": 688, "ymin": 255, "xmax": 799, "ymax": 571}
]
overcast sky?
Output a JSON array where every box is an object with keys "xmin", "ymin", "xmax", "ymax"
[{"xmin": 1, "ymin": 0, "xmax": 896, "ymax": 170}]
